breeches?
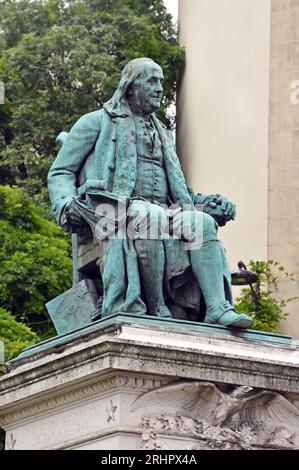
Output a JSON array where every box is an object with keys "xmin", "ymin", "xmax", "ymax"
[{"xmin": 127, "ymin": 199, "xmax": 219, "ymax": 248}]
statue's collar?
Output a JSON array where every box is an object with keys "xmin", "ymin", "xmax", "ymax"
[
  {"xmin": 132, "ymin": 112, "xmax": 152, "ymax": 122},
  {"xmin": 103, "ymin": 95, "xmax": 131, "ymax": 118},
  {"xmin": 103, "ymin": 96, "xmax": 155, "ymax": 121}
]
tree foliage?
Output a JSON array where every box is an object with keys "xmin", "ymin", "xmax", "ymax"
[
  {"xmin": 234, "ymin": 260, "xmax": 299, "ymax": 333},
  {"xmin": 0, "ymin": 185, "xmax": 72, "ymax": 334},
  {"xmin": 0, "ymin": 307, "xmax": 39, "ymax": 365},
  {"xmin": 0, "ymin": 0, "xmax": 184, "ymax": 203},
  {"xmin": 0, "ymin": 0, "xmax": 183, "ymax": 363}
]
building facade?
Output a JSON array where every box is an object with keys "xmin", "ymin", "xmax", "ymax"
[{"xmin": 177, "ymin": 0, "xmax": 299, "ymax": 337}]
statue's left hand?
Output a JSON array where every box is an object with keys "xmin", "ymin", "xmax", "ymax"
[
  {"xmin": 214, "ymin": 195, "xmax": 236, "ymax": 220},
  {"xmin": 203, "ymin": 195, "xmax": 236, "ymax": 226}
]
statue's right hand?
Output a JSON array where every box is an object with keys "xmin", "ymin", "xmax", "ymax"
[{"xmin": 61, "ymin": 201, "xmax": 84, "ymax": 231}]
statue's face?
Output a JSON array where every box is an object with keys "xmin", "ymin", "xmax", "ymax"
[{"xmin": 129, "ymin": 62, "xmax": 164, "ymax": 115}]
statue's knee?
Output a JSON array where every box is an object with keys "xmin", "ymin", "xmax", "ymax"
[
  {"xmin": 202, "ymin": 212, "xmax": 218, "ymax": 237},
  {"xmin": 148, "ymin": 205, "xmax": 168, "ymax": 237},
  {"xmin": 127, "ymin": 201, "xmax": 148, "ymax": 234},
  {"xmin": 128, "ymin": 201, "xmax": 167, "ymax": 238},
  {"xmin": 175, "ymin": 210, "xmax": 201, "ymax": 241}
]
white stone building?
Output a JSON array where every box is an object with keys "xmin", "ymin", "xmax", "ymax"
[{"xmin": 177, "ymin": 0, "xmax": 299, "ymax": 337}]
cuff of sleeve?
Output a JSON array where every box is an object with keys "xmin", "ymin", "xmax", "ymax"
[{"xmin": 52, "ymin": 197, "xmax": 71, "ymax": 226}]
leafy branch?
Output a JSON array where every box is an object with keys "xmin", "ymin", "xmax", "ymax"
[{"xmin": 234, "ymin": 260, "xmax": 298, "ymax": 333}]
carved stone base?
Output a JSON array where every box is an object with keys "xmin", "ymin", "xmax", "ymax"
[{"xmin": 1, "ymin": 319, "xmax": 299, "ymax": 449}]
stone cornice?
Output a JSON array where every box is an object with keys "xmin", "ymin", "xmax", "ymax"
[{"xmin": 1, "ymin": 323, "xmax": 299, "ymax": 427}]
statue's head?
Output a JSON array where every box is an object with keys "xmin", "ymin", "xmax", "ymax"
[
  {"xmin": 104, "ymin": 58, "xmax": 164, "ymax": 117},
  {"xmin": 125, "ymin": 58, "xmax": 164, "ymax": 115}
]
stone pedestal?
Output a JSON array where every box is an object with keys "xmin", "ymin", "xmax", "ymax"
[{"xmin": 1, "ymin": 315, "xmax": 299, "ymax": 450}]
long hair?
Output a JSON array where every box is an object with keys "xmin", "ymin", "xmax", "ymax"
[{"xmin": 104, "ymin": 58, "xmax": 159, "ymax": 117}]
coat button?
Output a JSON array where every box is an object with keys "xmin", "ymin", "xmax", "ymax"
[{"xmin": 108, "ymin": 163, "xmax": 115, "ymax": 171}]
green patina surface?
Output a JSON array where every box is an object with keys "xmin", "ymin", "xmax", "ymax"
[
  {"xmin": 45, "ymin": 58, "xmax": 255, "ymax": 335},
  {"xmin": 8, "ymin": 313, "xmax": 293, "ymax": 366}
]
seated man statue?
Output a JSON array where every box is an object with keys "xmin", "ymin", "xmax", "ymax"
[{"xmin": 48, "ymin": 57, "xmax": 252, "ymax": 329}]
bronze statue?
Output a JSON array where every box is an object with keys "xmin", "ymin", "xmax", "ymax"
[{"xmin": 48, "ymin": 58, "xmax": 252, "ymax": 330}]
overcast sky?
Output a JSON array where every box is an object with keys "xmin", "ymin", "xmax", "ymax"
[{"xmin": 163, "ymin": 0, "xmax": 178, "ymax": 23}]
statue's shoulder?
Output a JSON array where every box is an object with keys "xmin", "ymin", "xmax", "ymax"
[
  {"xmin": 76, "ymin": 109, "xmax": 105, "ymax": 126},
  {"xmin": 57, "ymin": 109, "xmax": 111, "ymax": 144}
]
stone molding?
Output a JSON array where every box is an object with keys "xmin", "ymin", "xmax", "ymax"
[
  {"xmin": 47, "ymin": 426, "xmax": 143, "ymax": 450},
  {"xmin": 0, "ymin": 373, "xmax": 167, "ymax": 427},
  {"xmin": 1, "ymin": 324, "xmax": 299, "ymax": 426},
  {"xmin": 1, "ymin": 322, "xmax": 299, "ymax": 450}
]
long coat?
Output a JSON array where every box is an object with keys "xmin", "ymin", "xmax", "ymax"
[
  {"xmin": 48, "ymin": 107, "xmax": 193, "ymax": 224},
  {"xmin": 48, "ymin": 107, "xmax": 219, "ymax": 319}
]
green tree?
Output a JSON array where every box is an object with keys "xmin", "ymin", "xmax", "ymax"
[
  {"xmin": 0, "ymin": 185, "xmax": 72, "ymax": 335},
  {"xmin": 0, "ymin": 0, "xmax": 184, "ymax": 203},
  {"xmin": 0, "ymin": 307, "xmax": 39, "ymax": 365},
  {"xmin": 0, "ymin": 308, "xmax": 38, "ymax": 449},
  {"xmin": 234, "ymin": 260, "xmax": 298, "ymax": 333}
]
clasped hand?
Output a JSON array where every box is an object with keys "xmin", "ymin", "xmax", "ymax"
[
  {"xmin": 61, "ymin": 200, "xmax": 84, "ymax": 232},
  {"xmin": 196, "ymin": 194, "xmax": 236, "ymax": 227}
]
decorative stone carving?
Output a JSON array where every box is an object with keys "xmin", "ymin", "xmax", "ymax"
[
  {"xmin": 0, "ymin": 374, "xmax": 168, "ymax": 427},
  {"xmin": 106, "ymin": 400, "xmax": 118, "ymax": 422},
  {"xmin": 132, "ymin": 381, "xmax": 299, "ymax": 450},
  {"xmin": 1, "ymin": 323, "xmax": 299, "ymax": 449},
  {"xmin": 6, "ymin": 433, "xmax": 16, "ymax": 450}
]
